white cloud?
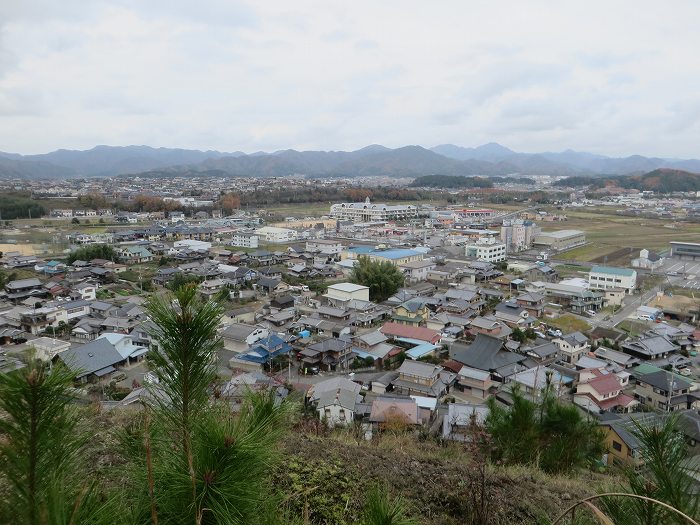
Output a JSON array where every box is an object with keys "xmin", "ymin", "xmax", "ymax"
[{"xmin": 0, "ymin": 0, "xmax": 699, "ymax": 157}]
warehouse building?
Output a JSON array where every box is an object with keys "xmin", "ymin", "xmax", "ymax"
[{"xmin": 533, "ymin": 230, "xmax": 586, "ymax": 251}]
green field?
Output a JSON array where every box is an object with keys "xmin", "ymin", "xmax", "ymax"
[{"xmin": 551, "ymin": 207, "xmax": 700, "ymax": 263}]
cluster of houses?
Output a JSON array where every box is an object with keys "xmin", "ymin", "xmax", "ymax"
[{"xmin": 2, "ymin": 224, "xmax": 700, "ymax": 468}]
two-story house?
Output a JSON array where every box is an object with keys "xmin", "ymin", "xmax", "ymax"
[
  {"xmin": 553, "ymin": 332, "xmax": 590, "ymax": 364},
  {"xmin": 574, "ymin": 369, "xmax": 637, "ymax": 413},
  {"xmin": 634, "ymin": 370, "xmax": 697, "ymax": 411},
  {"xmin": 391, "ymin": 360, "xmax": 452, "ymax": 398}
]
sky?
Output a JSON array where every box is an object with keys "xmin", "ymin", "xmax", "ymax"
[{"xmin": 1, "ymin": 1, "xmax": 700, "ymax": 157}]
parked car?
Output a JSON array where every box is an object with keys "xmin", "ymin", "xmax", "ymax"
[
  {"xmin": 547, "ymin": 328, "xmax": 562, "ymax": 337},
  {"xmin": 585, "ymin": 310, "xmax": 596, "ymax": 317},
  {"xmin": 679, "ymin": 368, "xmax": 692, "ymax": 376}
]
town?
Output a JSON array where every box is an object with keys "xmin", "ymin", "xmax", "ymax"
[{"xmin": 1, "ymin": 177, "xmax": 700, "ymax": 465}]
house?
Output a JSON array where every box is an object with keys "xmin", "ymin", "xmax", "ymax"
[
  {"xmin": 506, "ymin": 367, "xmax": 573, "ymax": 400},
  {"xmin": 153, "ymin": 267, "xmax": 181, "ymax": 286},
  {"xmin": 220, "ymin": 371, "xmax": 286, "ymax": 408},
  {"xmin": 230, "ymin": 333, "xmax": 293, "ymax": 368},
  {"xmin": 574, "ymin": 369, "xmax": 637, "ymax": 413},
  {"xmin": 634, "ymin": 370, "xmax": 697, "ymax": 411},
  {"xmin": 316, "ymin": 387, "xmax": 360, "ymax": 427},
  {"xmin": 520, "ymin": 339, "xmax": 559, "ymax": 364},
  {"xmin": 588, "ymin": 266, "xmax": 637, "ymax": 294},
  {"xmin": 391, "ymin": 360, "xmax": 452, "ymax": 398},
  {"xmin": 593, "ymin": 347, "xmax": 640, "ymax": 369},
  {"xmin": 198, "ymin": 278, "xmax": 230, "ymax": 299},
  {"xmin": 454, "ymin": 366, "xmax": 494, "ymax": 399},
  {"xmin": 631, "ymin": 249, "xmax": 663, "ymax": 271},
  {"xmin": 515, "ymin": 292, "xmax": 546, "ymax": 318},
  {"xmin": 4, "ymin": 278, "xmax": 45, "ymax": 303},
  {"xmin": 256, "ymin": 277, "xmax": 288, "ymax": 295},
  {"xmin": 28, "ymin": 336, "xmax": 71, "ymax": 361},
  {"xmin": 522, "ymin": 264, "xmax": 558, "ymax": 283},
  {"xmin": 53, "ymin": 338, "xmax": 127, "ymax": 383},
  {"xmin": 449, "ymin": 334, "xmax": 526, "ymax": 381},
  {"xmin": 380, "ymin": 322, "xmax": 441, "ymax": 345},
  {"xmin": 392, "ymin": 299, "xmax": 430, "ymax": 326},
  {"xmin": 621, "ymin": 334, "xmax": 678, "ymax": 361},
  {"xmin": 553, "ymin": 332, "xmax": 590, "ymax": 364},
  {"xmin": 222, "ymin": 323, "xmax": 269, "ymax": 353},
  {"xmin": 369, "ymin": 396, "xmax": 421, "ymax": 431},
  {"xmin": 399, "ymin": 259, "xmax": 437, "ymax": 283},
  {"xmin": 599, "ymin": 413, "xmax": 660, "ymax": 467},
  {"xmin": 468, "ymin": 316, "xmax": 512, "ymax": 339},
  {"xmin": 442, "ymin": 403, "xmax": 490, "ymax": 441},
  {"xmin": 72, "ymin": 281, "xmax": 97, "ymax": 301},
  {"xmin": 299, "ymin": 337, "xmax": 354, "ymax": 372},
  {"xmin": 117, "ymin": 245, "xmax": 154, "ymax": 264},
  {"xmin": 493, "ymin": 301, "xmax": 536, "ymax": 328}
]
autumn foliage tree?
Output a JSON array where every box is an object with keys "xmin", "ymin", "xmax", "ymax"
[{"xmin": 219, "ymin": 192, "xmax": 241, "ymax": 214}]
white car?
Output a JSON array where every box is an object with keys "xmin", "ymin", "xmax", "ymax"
[{"xmin": 679, "ymin": 368, "xmax": 693, "ymax": 377}]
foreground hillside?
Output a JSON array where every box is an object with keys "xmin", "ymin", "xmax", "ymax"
[
  {"xmin": 273, "ymin": 429, "xmax": 611, "ymax": 524},
  {"xmin": 81, "ymin": 407, "xmax": 611, "ymax": 525}
]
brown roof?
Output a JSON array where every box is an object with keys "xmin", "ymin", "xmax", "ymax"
[{"xmin": 380, "ymin": 322, "xmax": 440, "ymax": 344}]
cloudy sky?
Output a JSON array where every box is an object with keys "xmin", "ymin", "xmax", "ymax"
[{"xmin": 1, "ymin": 1, "xmax": 699, "ymax": 157}]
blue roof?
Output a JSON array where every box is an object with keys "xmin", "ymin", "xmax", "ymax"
[
  {"xmin": 370, "ymin": 249, "xmax": 420, "ymax": 260},
  {"xmin": 590, "ymin": 266, "xmax": 635, "ymax": 277},
  {"xmin": 239, "ymin": 334, "xmax": 292, "ymax": 364},
  {"xmin": 405, "ymin": 343, "xmax": 440, "ymax": 359},
  {"xmin": 348, "ymin": 246, "xmax": 374, "ymax": 254}
]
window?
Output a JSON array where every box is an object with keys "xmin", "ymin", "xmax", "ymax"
[{"xmin": 612, "ymin": 441, "xmax": 622, "ymax": 452}]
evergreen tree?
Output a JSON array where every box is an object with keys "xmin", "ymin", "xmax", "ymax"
[
  {"xmin": 349, "ymin": 256, "xmax": 404, "ymax": 302},
  {"xmin": 0, "ymin": 360, "xmax": 111, "ymax": 524}
]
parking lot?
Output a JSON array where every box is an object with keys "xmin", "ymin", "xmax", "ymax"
[{"xmin": 657, "ymin": 259, "xmax": 700, "ymax": 289}]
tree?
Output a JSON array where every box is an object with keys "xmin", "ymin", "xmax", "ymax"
[
  {"xmin": 510, "ymin": 327, "xmax": 526, "ymax": 343},
  {"xmin": 168, "ymin": 272, "xmax": 202, "ymax": 290},
  {"xmin": 601, "ymin": 415, "xmax": 700, "ymax": 525},
  {"xmin": 0, "ymin": 360, "xmax": 111, "ymax": 524},
  {"xmin": 486, "ymin": 385, "xmax": 604, "ymax": 474},
  {"xmin": 71, "ymin": 218, "xmax": 80, "ymax": 225},
  {"xmin": 66, "ymin": 244, "xmax": 115, "ymax": 264},
  {"xmin": 129, "ymin": 284, "xmax": 293, "ymax": 524},
  {"xmin": 349, "ymin": 256, "xmax": 404, "ymax": 302},
  {"xmin": 219, "ymin": 192, "xmax": 241, "ymax": 215}
]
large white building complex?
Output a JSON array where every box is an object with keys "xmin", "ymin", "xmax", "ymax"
[{"xmin": 330, "ymin": 197, "xmax": 418, "ymax": 223}]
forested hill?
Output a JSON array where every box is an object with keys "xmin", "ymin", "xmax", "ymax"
[
  {"xmin": 554, "ymin": 168, "xmax": 700, "ymax": 193},
  {"xmin": 410, "ymin": 174, "xmax": 535, "ymax": 188}
]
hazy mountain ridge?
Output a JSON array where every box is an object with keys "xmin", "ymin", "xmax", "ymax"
[
  {"xmin": 1, "ymin": 143, "xmax": 700, "ymax": 179},
  {"xmin": 553, "ymin": 168, "xmax": 700, "ymax": 193}
]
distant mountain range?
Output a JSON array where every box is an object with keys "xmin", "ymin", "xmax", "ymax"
[
  {"xmin": 553, "ymin": 168, "xmax": 700, "ymax": 193},
  {"xmin": 1, "ymin": 143, "xmax": 699, "ymax": 179}
]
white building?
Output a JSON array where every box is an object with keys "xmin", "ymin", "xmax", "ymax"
[
  {"xmin": 500, "ymin": 219, "xmax": 539, "ymax": 252},
  {"xmin": 464, "ymin": 239, "xmax": 507, "ymax": 262},
  {"xmin": 399, "ymin": 259, "xmax": 437, "ymax": 283},
  {"xmin": 631, "ymin": 249, "xmax": 663, "ymax": 271},
  {"xmin": 255, "ymin": 226, "xmax": 298, "ymax": 243},
  {"xmin": 533, "ymin": 230, "xmax": 586, "ymax": 251},
  {"xmin": 588, "ymin": 266, "xmax": 637, "ymax": 294},
  {"xmin": 173, "ymin": 239, "xmax": 212, "ymax": 251},
  {"xmin": 231, "ymin": 231, "xmax": 259, "ymax": 249},
  {"xmin": 306, "ymin": 239, "xmax": 343, "ymax": 255},
  {"xmin": 330, "ymin": 197, "xmax": 417, "ymax": 222},
  {"xmin": 325, "ymin": 283, "xmax": 370, "ymax": 304}
]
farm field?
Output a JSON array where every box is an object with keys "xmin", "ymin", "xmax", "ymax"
[{"xmin": 549, "ymin": 208, "xmax": 700, "ymax": 264}]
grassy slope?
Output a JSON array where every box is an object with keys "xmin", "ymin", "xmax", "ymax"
[{"xmin": 274, "ymin": 430, "xmax": 612, "ymax": 525}]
